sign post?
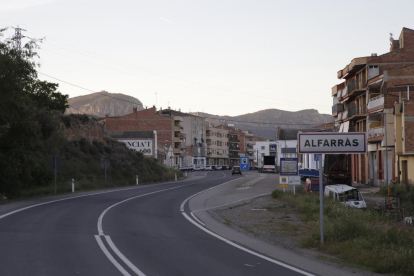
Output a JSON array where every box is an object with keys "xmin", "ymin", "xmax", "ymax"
[
  {"xmin": 298, "ymin": 132, "xmax": 367, "ymax": 245},
  {"xmin": 279, "ymin": 158, "xmax": 298, "ymax": 192}
]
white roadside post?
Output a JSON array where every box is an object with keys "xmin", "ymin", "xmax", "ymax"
[
  {"xmin": 175, "ymin": 173, "xmax": 177, "ymax": 181},
  {"xmin": 72, "ymin": 179, "xmax": 75, "ymax": 193},
  {"xmin": 297, "ymin": 132, "xmax": 367, "ymax": 245},
  {"xmin": 136, "ymin": 175, "xmax": 139, "ymax": 185}
]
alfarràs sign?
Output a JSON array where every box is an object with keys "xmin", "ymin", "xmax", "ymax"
[{"xmin": 297, "ymin": 132, "xmax": 366, "ymax": 154}]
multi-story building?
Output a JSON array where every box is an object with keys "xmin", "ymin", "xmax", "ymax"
[
  {"xmin": 206, "ymin": 125, "xmax": 229, "ymax": 165},
  {"xmin": 332, "ymin": 27, "xmax": 414, "ymax": 186},
  {"xmin": 158, "ymin": 108, "xmax": 207, "ymax": 168},
  {"xmin": 394, "ymin": 75, "xmax": 414, "ymax": 183},
  {"xmin": 105, "ymin": 106, "xmax": 183, "ymax": 166}
]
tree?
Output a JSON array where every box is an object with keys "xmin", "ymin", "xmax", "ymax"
[{"xmin": 0, "ymin": 28, "xmax": 68, "ymax": 197}]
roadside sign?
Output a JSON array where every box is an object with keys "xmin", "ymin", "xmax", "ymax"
[
  {"xmin": 279, "ymin": 176, "xmax": 289, "ymax": 188},
  {"xmin": 240, "ymin": 157, "xmax": 249, "ymax": 170},
  {"xmin": 288, "ymin": 175, "xmax": 301, "ymax": 185},
  {"xmin": 280, "ymin": 158, "xmax": 298, "ymax": 175},
  {"xmin": 101, "ymin": 160, "xmax": 110, "ymax": 169},
  {"xmin": 314, "ymin": 155, "xmax": 319, "ymax": 161},
  {"xmin": 297, "ymin": 132, "xmax": 366, "ymax": 154}
]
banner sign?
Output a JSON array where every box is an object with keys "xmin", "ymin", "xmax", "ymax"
[
  {"xmin": 120, "ymin": 139, "xmax": 153, "ymax": 155},
  {"xmin": 297, "ymin": 132, "xmax": 366, "ymax": 154}
]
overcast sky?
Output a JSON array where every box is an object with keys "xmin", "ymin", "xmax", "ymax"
[{"xmin": 2, "ymin": 0, "xmax": 413, "ymax": 116}]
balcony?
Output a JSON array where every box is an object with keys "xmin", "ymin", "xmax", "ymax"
[
  {"xmin": 332, "ymin": 82, "xmax": 346, "ymax": 96},
  {"xmin": 229, "ymin": 137, "xmax": 240, "ymax": 143},
  {"xmin": 229, "ymin": 145, "xmax": 240, "ymax": 151},
  {"xmin": 246, "ymin": 147, "xmax": 255, "ymax": 152},
  {"xmin": 368, "ymin": 126, "xmax": 384, "ymax": 140},
  {"xmin": 206, "ymin": 139, "xmax": 212, "ymax": 145},
  {"xmin": 174, "ymin": 116, "xmax": 182, "ymax": 122},
  {"xmin": 338, "ymin": 57, "xmax": 368, "ymax": 79},
  {"xmin": 174, "ymin": 126, "xmax": 181, "ymax": 131},
  {"xmin": 206, "ymin": 131, "xmax": 211, "ymax": 137},
  {"xmin": 173, "ymin": 136, "xmax": 181, "ymax": 143},
  {"xmin": 368, "ymin": 95, "xmax": 384, "ymax": 112},
  {"xmin": 229, "ymin": 153, "xmax": 239, "ymax": 159},
  {"xmin": 332, "ymin": 103, "xmax": 344, "ymax": 116},
  {"xmin": 173, "ymin": 147, "xmax": 181, "ymax": 154}
]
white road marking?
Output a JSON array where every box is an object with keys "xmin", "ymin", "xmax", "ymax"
[
  {"xmin": 190, "ymin": 212, "xmax": 205, "ymax": 226},
  {"xmin": 180, "ymin": 180, "xmax": 317, "ymax": 276},
  {"xmin": 0, "ymin": 174, "xmax": 206, "ymax": 221},
  {"xmin": 105, "ymin": 235, "xmax": 146, "ymax": 276},
  {"xmin": 95, "ymin": 235, "xmax": 131, "ymax": 276},
  {"xmin": 97, "ymin": 185, "xmax": 187, "ymax": 235},
  {"xmin": 181, "ymin": 212, "xmax": 315, "ymax": 276}
]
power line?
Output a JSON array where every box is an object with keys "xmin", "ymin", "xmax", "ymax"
[{"xmin": 30, "ymin": 31, "xmax": 331, "ymax": 109}]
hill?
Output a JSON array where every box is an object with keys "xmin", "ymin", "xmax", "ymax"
[
  {"xmin": 192, "ymin": 109, "xmax": 333, "ymax": 140},
  {"xmin": 66, "ymin": 92, "xmax": 333, "ymax": 140},
  {"xmin": 66, "ymin": 91, "xmax": 143, "ymax": 117}
]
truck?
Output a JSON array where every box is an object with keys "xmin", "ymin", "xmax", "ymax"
[
  {"xmin": 323, "ymin": 154, "xmax": 351, "ymax": 185},
  {"xmin": 262, "ymin": 156, "xmax": 277, "ymax": 173}
]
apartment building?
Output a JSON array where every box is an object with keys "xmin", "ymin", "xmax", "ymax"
[
  {"xmin": 206, "ymin": 125, "xmax": 229, "ymax": 165},
  {"xmin": 159, "ymin": 109, "xmax": 207, "ymax": 168},
  {"xmin": 332, "ymin": 27, "xmax": 414, "ymax": 186},
  {"xmin": 105, "ymin": 106, "xmax": 183, "ymax": 166}
]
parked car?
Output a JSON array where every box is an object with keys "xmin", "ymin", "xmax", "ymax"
[
  {"xmin": 216, "ymin": 165, "xmax": 222, "ymax": 170},
  {"xmin": 205, "ymin": 165, "xmax": 212, "ymax": 171},
  {"xmin": 193, "ymin": 166, "xmax": 202, "ymax": 171},
  {"xmin": 232, "ymin": 166, "xmax": 242, "ymax": 175},
  {"xmin": 211, "ymin": 165, "xmax": 217, "ymax": 171},
  {"xmin": 222, "ymin": 165, "xmax": 229, "ymax": 170}
]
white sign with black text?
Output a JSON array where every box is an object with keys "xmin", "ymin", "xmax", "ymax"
[
  {"xmin": 298, "ymin": 132, "xmax": 366, "ymax": 154},
  {"xmin": 119, "ymin": 139, "xmax": 153, "ymax": 156}
]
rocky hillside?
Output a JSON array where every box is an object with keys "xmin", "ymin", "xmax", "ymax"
[
  {"xmin": 66, "ymin": 91, "xmax": 143, "ymax": 117},
  {"xmin": 192, "ymin": 109, "xmax": 333, "ymax": 140}
]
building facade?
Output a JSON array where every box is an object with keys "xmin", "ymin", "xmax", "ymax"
[
  {"xmin": 206, "ymin": 125, "xmax": 229, "ymax": 165},
  {"xmin": 105, "ymin": 107, "xmax": 183, "ymax": 167},
  {"xmin": 332, "ymin": 27, "xmax": 414, "ymax": 186}
]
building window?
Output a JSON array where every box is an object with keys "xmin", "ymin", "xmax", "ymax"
[{"xmin": 261, "ymin": 146, "xmax": 265, "ymax": 150}]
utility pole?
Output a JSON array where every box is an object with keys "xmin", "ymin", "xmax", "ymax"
[{"xmin": 12, "ymin": 26, "xmax": 26, "ymax": 51}]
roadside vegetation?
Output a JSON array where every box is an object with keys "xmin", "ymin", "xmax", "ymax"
[
  {"xmin": 271, "ymin": 189, "xmax": 414, "ymax": 275},
  {"xmin": 0, "ymin": 28, "xmax": 181, "ymax": 202}
]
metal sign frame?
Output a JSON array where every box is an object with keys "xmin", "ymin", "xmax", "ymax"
[
  {"xmin": 297, "ymin": 132, "xmax": 367, "ymax": 154},
  {"xmin": 280, "ymin": 158, "xmax": 298, "ymax": 175}
]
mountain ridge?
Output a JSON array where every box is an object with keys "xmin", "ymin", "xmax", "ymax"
[{"xmin": 66, "ymin": 93, "xmax": 333, "ymax": 140}]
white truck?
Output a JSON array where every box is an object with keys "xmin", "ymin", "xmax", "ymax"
[{"xmin": 324, "ymin": 185, "xmax": 366, "ymax": 209}]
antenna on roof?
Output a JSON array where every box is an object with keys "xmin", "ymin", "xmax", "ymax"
[{"xmin": 390, "ymin": 33, "xmax": 394, "ymax": 45}]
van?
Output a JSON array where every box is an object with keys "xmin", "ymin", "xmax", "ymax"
[{"xmin": 324, "ymin": 185, "xmax": 366, "ymax": 209}]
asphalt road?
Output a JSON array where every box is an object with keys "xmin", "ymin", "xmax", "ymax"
[{"xmin": 0, "ymin": 171, "xmax": 312, "ymax": 276}]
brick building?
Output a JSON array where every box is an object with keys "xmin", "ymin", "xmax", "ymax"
[
  {"xmin": 158, "ymin": 109, "xmax": 207, "ymax": 168},
  {"xmin": 332, "ymin": 27, "xmax": 414, "ymax": 186},
  {"xmin": 105, "ymin": 107, "xmax": 183, "ymax": 167}
]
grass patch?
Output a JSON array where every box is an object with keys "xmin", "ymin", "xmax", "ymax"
[{"xmin": 271, "ymin": 189, "xmax": 414, "ymax": 275}]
